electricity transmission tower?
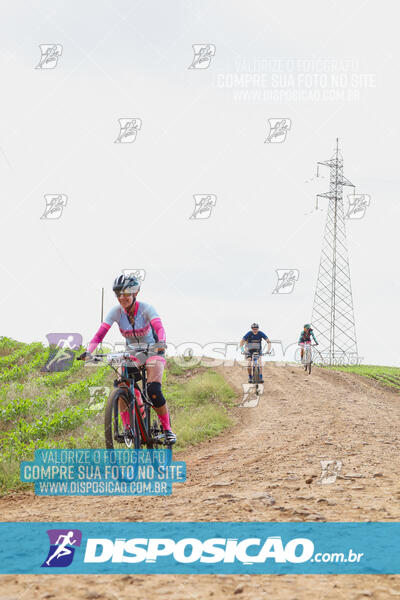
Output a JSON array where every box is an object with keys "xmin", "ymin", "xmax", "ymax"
[{"xmin": 311, "ymin": 139, "xmax": 358, "ymax": 365}]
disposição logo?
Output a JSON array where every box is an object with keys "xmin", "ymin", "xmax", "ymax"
[{"xmin": 41, "ymin": 529, "xmax": 82, "ymax": 568}]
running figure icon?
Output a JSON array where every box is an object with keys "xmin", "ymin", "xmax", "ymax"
[
  {"xmin": 45, "ymin": 531, "xmax": 77, "ymax": 566},
  {"xmin": 46, "ymin": 335, "xmax": 75, "ymax": 370},
  {"xmin": 42, "ymin": 528, "xmax": 82, "ymax": 568}
]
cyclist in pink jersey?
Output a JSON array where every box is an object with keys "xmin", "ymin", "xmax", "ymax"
[{"xmin": 78, "ymin": 274, "xmax": 176, "ymax": 444}]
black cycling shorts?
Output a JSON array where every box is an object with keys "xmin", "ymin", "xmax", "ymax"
[
  {"xmin": 246, "ymin": 348, "xmax": 261, "ymax": 359},
  {"xmin": 126, "ymin": 366, "xmax": 142, "ymax": 383}
]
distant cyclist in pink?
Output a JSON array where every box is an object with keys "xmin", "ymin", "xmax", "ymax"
[{"xmin": 78, "ymin": 274, "xmax": 176, "ymax": 444}]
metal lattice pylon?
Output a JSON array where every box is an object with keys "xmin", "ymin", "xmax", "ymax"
[{"xmin": 311, "ymin": 139, "xmax": 358, "ymax": 365}]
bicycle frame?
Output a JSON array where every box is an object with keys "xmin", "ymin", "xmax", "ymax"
[
  {"xmin": 250, "ymin": 352, "xmax": 262, "ymax": 383},
  {"xmin": 301, "ymin": 342, "xmax": 315, "ymax": 362},
  {"xmin": 120, "ymin": 362, "xmax": 154, "ymax": 447},
  {"xmin": 301, "ymin": 341, "xmax": 317, "ymax": 374},
  {"xmin": 303, "ymin": 342, "xmax": 312, "ymax": 360}
]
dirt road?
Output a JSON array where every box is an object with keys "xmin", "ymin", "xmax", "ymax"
[{"xmin": 1, "ymin": 363, "xmax": 400, "ymax": 599}]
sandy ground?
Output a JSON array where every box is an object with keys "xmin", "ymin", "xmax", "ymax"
[{"xmin": 1, "ymin": 363, "xmax": 400, "ymax": 599}]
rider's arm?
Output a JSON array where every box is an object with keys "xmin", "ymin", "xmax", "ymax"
[
  {"xmin": 144, "ymin": 304, "xmax": 167, "ymax": 348},
  {"xmin": 87, "ymin": 323, "xmax": 111, "ymax": 353},
  {"xmin": 311, "ymin": 331, "xmax": 318, "ymax": 343},
  {"xmin": 87, "ymin": 307, "xmax": 118, "ymax": 353},
  {"xmin": 240, "ymin": 335, "xmax": 249, "ymax": 350},
  {"xmin": 261, "ymin": 332, "xmax": 271, "ymax": 353},
  {"xmin": 150, "ymin": 317, "xmax": 166, "ymax": 342}
]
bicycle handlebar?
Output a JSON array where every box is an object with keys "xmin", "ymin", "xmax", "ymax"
[
  {"xmin": 82, "ymin": 342, "xmax": 167, "ymax": 364},
  {"xmin": 126, "ymin": 341, "xmax": 167, "ymax": 352},
  {"xmin": 255, "ymin": 352, "xmax": 271, "ymax": 356}
]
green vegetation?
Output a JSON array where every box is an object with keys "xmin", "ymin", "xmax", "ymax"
[
  {"xmin": 327, "ymin": 364, "xmax": 400, "ymax": 392},
  {"xmin": 0, "ymin": 337, "xmax": 23, "ymax": 357},
  {"xmin": 165, "ymin": 368, "xmax": 236, "ymax": 446},
  {"xmin": 0, "ymin": 338, "xmax": 236, "ymax": 494}
]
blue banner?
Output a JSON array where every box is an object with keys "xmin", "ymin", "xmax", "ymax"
[{"xmin": 0, "ymin": 522, "xmax": 399, "ymax": 574}]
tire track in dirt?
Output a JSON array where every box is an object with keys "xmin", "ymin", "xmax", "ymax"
[{"xmin": 1, "ymin": 363, "xmax": 400, "ymax": 599}]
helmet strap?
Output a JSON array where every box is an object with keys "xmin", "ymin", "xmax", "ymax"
[
  {"xmin": 125, "ymin": 296, "xmax": 137, "ymax": 323},
  {"xmin": 125, "ymin": 296, "xmax": 140, "ymax": 343},
  {"xmin": 127, "ymin": 296, "xmax": 136, "ymax": 314}
]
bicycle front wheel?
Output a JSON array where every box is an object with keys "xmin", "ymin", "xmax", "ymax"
[
  {"xmin": 105, "ymin": 388, "xmax": 140, "ymax": 449},
  {"xmin": 306, "ymin": 347, "xmax": 312, "ymax": 374}
]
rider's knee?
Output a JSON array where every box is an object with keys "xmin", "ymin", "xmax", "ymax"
[{"xmin": 146, "ymin": 381, "xmax": 166, "ymax": 407}]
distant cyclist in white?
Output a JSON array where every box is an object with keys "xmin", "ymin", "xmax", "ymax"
[{"xmin": 298, "ymin": 324, "xmax": 318, "ymax": 362}]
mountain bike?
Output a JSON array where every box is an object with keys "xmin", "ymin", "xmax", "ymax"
[
  {"xmin": 247, "ymin": 350, "xmax": 270, "ymax": 395},
  {"xmin": 251, "ymin": 352, "xmax": 262, "ymax": 386},
  {"xmin": 80, "ymin": 343, "xmax": 171, "ymax": 450},
  {"xmin": 301, "ymin": 342, "xmax": 317, "ymax": 374}
]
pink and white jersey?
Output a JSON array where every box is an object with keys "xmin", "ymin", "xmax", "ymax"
[{"xmin": 87, "ymin": 301, "xmax": 166, "ymax": 354}]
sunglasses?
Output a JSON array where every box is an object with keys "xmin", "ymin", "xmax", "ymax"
[
  {"xmin": 115, "ymin": 291, "xmax": 133, "ymax": 298},
  {"xmin": 251, "ymin": 327, "xmax": 259, "ymax": 330}
]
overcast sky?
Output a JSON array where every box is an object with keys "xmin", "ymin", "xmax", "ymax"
[{"xmin": 0, "ymin": 0, "xmax": 398, "ymax": 366}]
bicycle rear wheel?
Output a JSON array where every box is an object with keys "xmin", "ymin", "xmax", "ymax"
[{"xmin": 104, "ymin": 388, "xmax": 140, "ymax": 449}]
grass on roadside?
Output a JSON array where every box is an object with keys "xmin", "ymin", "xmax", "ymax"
[
  {"xmin": 326, "ymin": 364, "xmax": 400, "ymax": 392},
  {"xmin": 167, "ymin": 369, "xmax": 236, "ymax": 446}
]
